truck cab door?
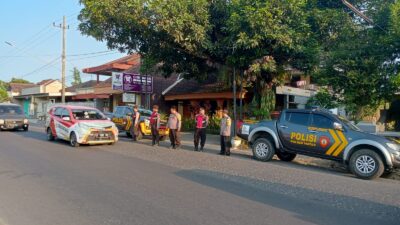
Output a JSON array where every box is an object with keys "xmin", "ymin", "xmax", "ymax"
[
  {"xmin": 310, "ymin": 113, "xmax": 348, "ymax": 159},
  {"xmin": 277, "ymin": 111, "xmax": 314, "ymax": 152}
]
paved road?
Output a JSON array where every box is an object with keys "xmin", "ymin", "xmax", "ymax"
[{"xmin": 0, "ymin": 125, "xmax": 399, "ymax": 225}]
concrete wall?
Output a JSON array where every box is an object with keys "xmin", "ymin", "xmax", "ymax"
[{"xmin": 43, "ymin": 81, "xmax": 62, "ymax": 93}]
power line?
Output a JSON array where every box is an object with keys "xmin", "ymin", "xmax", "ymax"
[{"xmin": 21, "ymin": 57, "xmax": 60, "ymax": 78}]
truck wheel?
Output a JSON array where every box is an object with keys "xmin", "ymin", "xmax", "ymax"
[
  {"xmin": 277, "ymin": 151, "xmax": 296, "ymax": 162},
  {"xmin": 349, "ymin": 149, "xmax": 384, "ymax": 180},
  {"xmin": 47, "ymin": 127, "xmax": 55, "ymax": 141},
  {"xmin": 159, "ymin": 135, "xmax": 167, "ymax": 141},
  {"xmin": 70, "ymin": 132, "xmax": 80, "ymax": 148},
  {"xmin": 252, "ymin": 138, "xmax": 275, "ymax": 162}
]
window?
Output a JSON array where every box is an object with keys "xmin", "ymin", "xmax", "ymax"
[
  {"xmin": 0, "ymin": 106, "xmax": 23, "ymax": 115},
  {"xmin": 124, "ymin": 107, "xmax": 134, "ymax": 115},
  {"xmin": 61, "ymin": 109, "xmax": 70, "ymax": 119},
  {"xmin": 312, "ymin": 114, "xmax": 333, "ymax": 129},
  {"xmin": 286, "ymin": 112, "xmax": 310, "ymax": 126},
  {"xmin": 72, "ymin": 109, "xmax": 106, "ymax": 120},
  {"xmin": 114, "ymin": 107, "xmax": 124, "ymax": 116},
  {"xmin": 54, "ymin": 107, "xmax": 63, "ymax": 118}
]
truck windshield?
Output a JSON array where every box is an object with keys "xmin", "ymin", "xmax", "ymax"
[
  {"xmin": 337, "ymin": 116, "xmax": 361, "ymax": 131},
  {"xmin": 72, "ymin": 109, "xmax": 106, "ymax": 120},
  {"xmin": 0, "ymin": 106, "xmax": 23, "ymax": 115}
]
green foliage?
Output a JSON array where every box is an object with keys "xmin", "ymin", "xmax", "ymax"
[
  {"xmin": 311, "ymin": 0, "xmax": 400, "ymax": 120},
  {"xmin": 10, "ymin": 77, "xmax": 30, "ymax": 84},
  {"xmin": 71, "ymin": 67, "xmax": 82, "ymax": 86},
  {"xmin": 0, "ymin": 87, "xmax": 9, "ymax": 103},
  {"xmin": 306, "ymin": 88, "xmax": 338, "ymax": 109}
]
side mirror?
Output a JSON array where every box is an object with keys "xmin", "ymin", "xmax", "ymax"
[
  {"xmin": 333, "ymin": 122, "xmax": 343, "ymax": 131},
  {"xmin": 107, "ymin": 117, "xmax": 111, "ymax": 121},
  {"xmin": 63, "ymin": 116, "xmax": 71, "ymax": 121}
]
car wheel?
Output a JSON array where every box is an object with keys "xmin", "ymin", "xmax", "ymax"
[
  {"xmin": 70, "ymin": 132, "xmax": 80, "ymax": 147},
  {"xmin": 159, "ymin": 135, "xmax": 167, "ymax": 141},
  {"xmin": 47, "ymin": 127, "xmax": 55, "ymax": 141},
  {"xmin": 252, "ymin": 138, "xmax": 275, "ymax": 162},
  {"xmin": 126, "ymin": 131, "xmax": 132, "ymax": 138},
  {"xmin": 23, "ymin": 126, "xmax": 28, "ymax": 132},
  {"xmin": 349, "ymin": 149, "xmax": 384, "ymax": 180},
  {"xmin": 276, "ymin": 151, "xmax": 297, "ymax": 162}
]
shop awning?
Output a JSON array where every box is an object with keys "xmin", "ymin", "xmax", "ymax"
[
  {"xmin": 164, "ymin": 91, "xmax": 246, "ymax": 101},
  {"xmin": 72, "ymin": 94, "xmax": 110, "ymax": 100},
  {"xmin": 82, "ymin": 54, "xmax": 141, "ymax": 76}
]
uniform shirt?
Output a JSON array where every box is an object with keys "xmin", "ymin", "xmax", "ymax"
[
  {"xmin": 220, "ymin": 115, "xmax": 232, "ymax": 136},
  {"xmin": 132, "ymin": 111, "xmax": 140, "ymax": 126},
  {"xmin": 150, "ymin": 112, "xmax": 160, "ymax": 128},
  {"xmin": 167, "ymin": 112, "xmax": 182, "ymax": 130},
  {"xmin": 195, "ymin": 114, "xmax": 209, "ymax": 129}
]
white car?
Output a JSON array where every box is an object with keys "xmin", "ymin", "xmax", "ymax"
[{"xmin": 45, "ymin": 105, "xmax": 119, "ymax": 147}]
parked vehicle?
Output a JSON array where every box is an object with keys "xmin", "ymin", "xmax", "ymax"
[
  {"xmin": 238, "ymin": 109, "xmax": 400, "ymax": 180},
  {"xmin": 111, "ymin": 106, "xmax": 169, "ymax": 141},
  {"xmin": 0, "ymin": 103, "xmax": 29, "ymax": 131},
  {"xmin": 45, "ymin": 105, "xmax": 118, "ymax": 147}
]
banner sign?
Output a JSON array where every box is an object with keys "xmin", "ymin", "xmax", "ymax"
[
  {"xmin": 123, "ymin": 73, "xmax": 153, "ymax": 93},
  {"xmin": 122, "ymin": 93, "xmax": 137, "ymax": 103},
  {"xmin": 112, "ymin": 72, "xmax": 123, "ymax": 90}
]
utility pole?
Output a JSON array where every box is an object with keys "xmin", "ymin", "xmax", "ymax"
[{"xmin": 54, "ymin": 16, "xmax": 69, "ymax": 103}]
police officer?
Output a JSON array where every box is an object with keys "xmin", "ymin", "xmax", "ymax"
[
  {"xmin": 167, "ymin": 106, "xmax": 182, "ymax": 149},
  {"xmin": 150, "ymin": 105, "xmax": 160, "ymax": 146},
  {"xmin": 130, "ymin": 105, "xmax": 140, "ymax": 141},
  {"xmin": 194, "ymin": 107, "xmax": 209, "ymax": 151},
  {"xmin": 220, "ymin": 109, "xmax": 231, "ymax": 156}
]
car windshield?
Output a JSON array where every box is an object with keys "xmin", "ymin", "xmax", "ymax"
[
  {"xmin": 337, "ymin": 116, "xmax": 361, "ymax": 131},
  {"xmin": 72, "ymin": 109, "xmax": 106, "ymax": 120},
  {"xmin": 0, "ymin": 106, "xmax": 23, "ymax": 115}
]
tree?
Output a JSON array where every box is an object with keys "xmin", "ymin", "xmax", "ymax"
[
  {"xmin": 306, "ymin": 88, "xmax": 338, "ymax": 109},
  {"xmin": 0, "ymin": 87, "xmax": 9, "ymax": 103},
  {"xmin": 78, "ymin": 0, "xmax": 319, "ymax": 119},
  {"xmin": 310, "ymin": 0, "xmax": 400, "ymax": 120},
  {"xmin": 71, "ymin": 67, "xmax": 82, "ymax": 86},
  {"xmin": 10, "ymin": 77, "xmax": 30, "ymax": 84}
]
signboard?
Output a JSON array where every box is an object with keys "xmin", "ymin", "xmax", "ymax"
[
  {"xmin": 122, "ymin": 93, "xmax": 137, "ymax": 103},
  {"xmin": 123, "ymin": 73, "xmax": 153, "ymax": 93},
  {"xmin": 112, "ymin": 72, "xmax": 123, "ymax": 90}
]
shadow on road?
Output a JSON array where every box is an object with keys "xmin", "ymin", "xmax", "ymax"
[{"xmin": 175, "ymin": 169, "xmax": 400, "ymax": 225}]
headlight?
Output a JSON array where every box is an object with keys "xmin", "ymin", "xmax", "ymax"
[
  {"xmin": 23, "ymin": 119, "xmax": 29, "ymax": 124},
  {"xmin": 0, "ymin": 119, "xmax": 4, "ymax": 125},
  {"xmin": 386, "ymin": 143, "xmax": 399, "ymax": 151}
]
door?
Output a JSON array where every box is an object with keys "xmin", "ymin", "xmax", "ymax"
[
  {"xmin": 278, "ymin": 111, "xmax": 313, "ymax": 152},
  {"xmin": 310, "ymin": 113, "xmax": 348, "ymax": 159},
  {"xmin": 112, "ymin": 107, "xmax": 125, "ymax": 130},
  {"xmin": 54, "ymin": 108, "xmax": 72, "ymax": 140},
  {"xmin": 23, "ymin": 99, "xmax": 30, "ymax": 117}
]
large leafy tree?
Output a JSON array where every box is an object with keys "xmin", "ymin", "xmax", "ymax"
[
  {"xmin": 79, "ymin": 0, "xmax": 318, "ymax": 119},
  {"xmin": 10, "ymin": 77, "xmax": 30, "ymax": 84},
  {"xmin": 0, "ymin": 88, "xmax": 8, "ymax": 103},
  {"xmin": 310, "ymin": 0, "xmax": 400, "ymax": 120}
]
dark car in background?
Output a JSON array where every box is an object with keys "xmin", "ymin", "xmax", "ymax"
[{"xmin": 0, "ymin": 103, "xmax": 29, "ymax": 131}]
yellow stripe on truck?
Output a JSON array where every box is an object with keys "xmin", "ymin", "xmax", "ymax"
[
  {"xmin": 332, "ymin": 131, "xmax": 348, "ymax": 157},
  {"xmin": 326, "ymin": 129, "xmax": 341, "ymax": 155}
]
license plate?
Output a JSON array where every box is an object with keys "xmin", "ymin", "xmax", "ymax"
[{"xmin": 242, "ymin": 125, "xmax": 250, "ymax": 135}]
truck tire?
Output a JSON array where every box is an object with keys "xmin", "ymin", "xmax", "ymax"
[
  {"xmin": 252, "ymin": 138, "xmax": 275, "ymax": 162},
  {"xmin": 160, "ymin": 135, "xmax": 167, "ymax": 141},
  {"xmin": 277, "ymin": 151, "xmax": 297, "ymax": 162},
  {"xmin": 70, "ymin": 132, "xmax": 80, "ymax": 148},
  {"xmin": 349, "ymin": 149, "xmax": 384, "ymax": 180}
]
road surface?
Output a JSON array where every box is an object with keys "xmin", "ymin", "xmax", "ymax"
[{"xmin": 0, "ymin": 124, "xmax": 399, "ymax": 225}]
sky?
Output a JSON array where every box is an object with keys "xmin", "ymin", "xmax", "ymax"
[{"xmin": 0, "ymin": 0, "xmax": 127, "ymax": 84}]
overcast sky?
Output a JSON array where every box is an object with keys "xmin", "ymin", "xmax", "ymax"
[{"xmin": 0, "ymin": 0, "xmax": 126, "ymax": 84}]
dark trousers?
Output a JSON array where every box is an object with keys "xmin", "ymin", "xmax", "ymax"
[
  {"xmin": 151, "ymin": 124, "xmax": 159, "ymax": 145},
  {"xmin": 194, "ymin": 128, "xmax": 206, "ymax": 150},
  {"xmin": 169, "ymin": 129, "xmax": 181, "ymax": 148},
  {"xmin": 220, "ymin": 135, "xmax": 231, "ymax": 155}
]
